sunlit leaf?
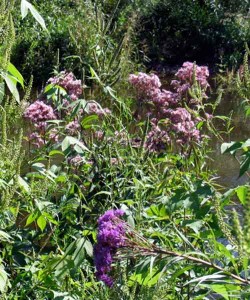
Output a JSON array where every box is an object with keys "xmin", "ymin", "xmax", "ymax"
[
  {"xmin": 7, "ymin": 63, "xmax": 24, "ymax": 88},
  {"xmin": 37, "ymin": 215, "xmax": 47, "ymax": 231},
  {"xmin": 0, "ymin": 265, "xmax": 8, "ymax": 292},
  {"xmin": 21, "ymin": 0, "xmax": 47, "ymax": 30}
]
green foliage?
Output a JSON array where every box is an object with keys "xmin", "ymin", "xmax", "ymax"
[
  {"xmin": 0, "ymin": 0, "xmax": 15, "ymax": 70},
  {"xmin": 139, "ymin": 0, "xmax": 250, "ymax": 68},
  {"xmin": 0, "ymin": 105, "xmax": 23, "ymax": 211},
  {"xmin": 220, "ymin": 49, "xmax": 250, "ymax": 178},
  {"xmin": 1, "ymin": 1, "xmax": 250, "ymax": 299},
  {"xmin": 12, "ymin": 0, "xmax": 139, "ymax": 89}
]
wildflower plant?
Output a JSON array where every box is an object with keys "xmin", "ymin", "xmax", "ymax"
[
  {"xmin": 94, "ymin": 206, "xmax": 250, "ymax": 298},
  {"xmin": 129, "ymin": 62, "xmax": 210, "ymax": 153}
]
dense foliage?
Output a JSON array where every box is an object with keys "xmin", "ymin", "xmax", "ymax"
[
  {"xmin": 0, "ymin": 1, "xmax": 250, "ymax": 299},
  {"xmin": 138, "ymin": 0, "xmax": 250, "ymax": 69},
  {"xmin": 10, "ymin": 0, "xmax": 250, "ymax": 87}
]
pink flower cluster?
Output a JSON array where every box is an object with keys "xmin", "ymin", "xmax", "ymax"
[
  {"xmin": 24, "ymin": 70, "xmax": 113, "ymax": 150},
  {"xmin": 169, "ymin": 108, "xmax": 200, "ymax": 144},
  {"xmin": 145, "ymin": 126, "xmax": 170, "ymax": 152},
  {"xmin": 24, "ymin": 100, "xmax": 56, "ymax": 127},
  {"xmin": 174, "ymin": 61, "xmax": 209, "ymax": 89},
  {"xmin": 24, "ymin": 101, "xmax": 57, "ymax": 147},
  {"xmin": 87, "ymin": 102, "xmax": 111, "ymax": 117},
  {"xmin": 28, "ymin": 132, "xmax": 45, "ymax": 148},
  {"xmin": 48, "ymin": 71, "xmax": 82, "ymax": 101},
  {"xmin": 129, "ymin": 62, "xmax": 210, "ymax": 151},
  {"xmin": 65, "ymin": 120, "xmax": 80, "ymax": 135},
  {"xmin": 69, "ymin": 154, "xmax": 84, "ymax": 167},
  {"xmin": 129, "ymin": 73, "xmax": 161, "ymax": 98}
]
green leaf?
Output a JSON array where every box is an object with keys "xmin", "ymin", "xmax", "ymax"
[
  {"xmin": 21, "ymin": 0, "xmax": 28, "ymax": 18},
  {"xmin": 239, "ymin": 154, "xmax": 250, "ymax": 177},
  {"xmin": 236, "ymin": 185, "xmax": 248, "ymax": 204},
  {"xmin": 0, "ymin": 265, "xmax": 8, "ymax": 293},
  {"xmin": 184, "ymin": 220, "xmax": 204, "ymax": 234},
  {"xmin": 52, "ymin": 291, "xmax": 76, "ymax": 300},
  {"xmin": 18, "ymin": 176, "xmax": 30, "ymax": 193},
  {"xmin": 0, "ymin": 230, "xmax": 12, "ymax": 242},
  {"xmin": 37, "ymin": 215, "xmax": 47, "ymax": 231},
  {"xmin": 81, "ymin": 115, "xmax": 99, "ymax": 128},
  {"xmin": 242, "ymin": 139, "xmax": 250, "ymax": 149},
  {"xmin": 54, "ymin": 257, "xmax": 74, "ymax": 278},
  {"xmin": 1, "ymin": 72, "xmax": 20, "ymax": 103},
  {"xmin": 26, "ymin": 211, "xmax": 38, "ymax": 226},
  {"xmin": 187, "ymin": 274, "xmax": 226, "ymax": 285},
  {"xmin": 0, "ymin": 82, "xmax": 5, "ymax": 103},
  {"xmin": 210, "ymin": 284, "xmax": 229, "ymax": 300},
  {"xmin": 72, "ymin": 238, "xmax": 86, "ymax": 267},
  {"xmin": 21, "ymin": 0, "xmax": 47, "ymax": 30},
  {"xmin": 49, "ymin": 150, "xmax": 64, "ymax": 157},
  {"xmin": 221, "ymin": 141, "xmax": 242, "ymax": 154},
  {"xmin": 7, "ymin": 63, "xmax": 24, "ymax": 88},
  {"xmin": 89, "ymin": 66, "xmax": 102, "ymax": 85},
  {"xmin": 61, "ymin": 136, "xmax": 89, "ymax": 152},
  {"xmin": 84, "ymin": 240, "xmax": 93, "ymax": 257}
]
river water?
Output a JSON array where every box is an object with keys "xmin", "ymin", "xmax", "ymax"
[{"xmin": 208, "ymin": 92, "xmax": 249, "ymax": 188}]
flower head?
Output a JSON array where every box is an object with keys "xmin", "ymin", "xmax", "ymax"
[
  {"xmin": 24, "ymin": 101, "xmax": 56, "ymax": 125},
  {"xmin": 48, "ymin": 71, "xmax": 83, "ymax": 101},
  {"xmin": 94, "ymin": 209, "xmax": 125, "ymax": 287}
]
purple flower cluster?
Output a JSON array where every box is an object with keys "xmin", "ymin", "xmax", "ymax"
[
  {"xmin": 169, "ymin": 108, "xmax": 200, "ymax": 144},
  {"xmin": 28, "ymin": 132, "xmax": 45, "ymax": 148},
  {"xmin": 87, "ymin": 102, "xmax": 111, "ymax": 117},
  {"xmin": 174, "ymin": 61, "xmax": 209, "ymax": 89},
  {"xmin": 24, "ymin": 101, "xmax": 57, "ymax": 147},
  {"xmin": 129, "ymin": 73, "xmax": 161, "ymax": 99},
  {"xmin": 145, "ymin": 126, "xmax": 170, "ymax": 152},
  {"xmin": 65, "ymin": 120, "xmax": 80, "ymax": 135},
  {"xmin": 129, "ymin": 62, "xmax": 210, "ymax": 151},
  {"xmin": 69, "ymin": 154, "xmax": 84, "ymax": 167},
  {"xmin": 24, "ymin": 100, "xmax": 56, "ymax": 127},
  {"xmin": 24, "ymin": 70, "xmax": 113, "ymax": 150},
  {"xmin": 94, "ymin": 209, "xmax": 126, "ymax": 287},
  {"xmin": 48, "ymin": 71, "xmax": 82, "ymax": 101}
]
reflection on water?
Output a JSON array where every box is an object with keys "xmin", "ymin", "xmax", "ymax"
[{"xmin": 208, "ymin": 93, "xmax": 249, "ymax": 188}]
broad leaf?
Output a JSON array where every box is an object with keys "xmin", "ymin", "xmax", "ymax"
[{"xmin": 21, "ymin": 0, "xmax": 46, "ymax": 30}]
